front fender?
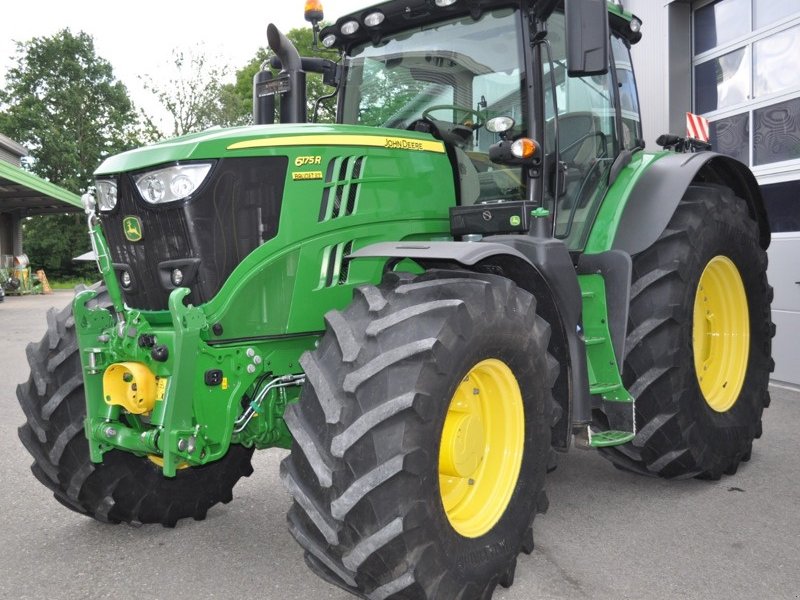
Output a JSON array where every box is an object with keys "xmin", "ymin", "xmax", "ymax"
[{"xmin": 590, "ymin": 151, "xmax": 770, "ymax": 256}]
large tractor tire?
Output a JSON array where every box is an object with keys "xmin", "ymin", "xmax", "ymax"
[
  {"xmin": 598, "ymin": 183, "xmax": 773, "ymax": 479},
  {"xmin": 17, "ymin": 287, "xmax": 254, "ymax": 526},
  {"xmin": 282, "ymin": 270, "xmax": 556, "ymax": 599}
]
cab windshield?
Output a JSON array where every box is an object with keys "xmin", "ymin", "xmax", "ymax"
[{"xmin": 340, "ymin": 9, "xmax": 526, "ymax": 204}]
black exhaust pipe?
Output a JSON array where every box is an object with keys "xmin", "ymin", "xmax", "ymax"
[
  {"xmin": 253, "ymin": 64, "xmax": 275, "ymax": 125},
  {"xmin": 265, "ymin": 24, "xmax": 307, "ymax": 124}
]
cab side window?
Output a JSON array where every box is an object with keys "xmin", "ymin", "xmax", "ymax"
[
  {"xmin": 611, "ymin": 35, "xmax": 643, "ymax": 150},
  {"xmin": 543, "ymin": 12, "xmax": 618, "ymax": 247}
]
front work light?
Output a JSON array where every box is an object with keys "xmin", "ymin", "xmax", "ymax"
[
  {"xmin": 364, "ymin": 11, "xmax": 385, "ymax": 27},
  {"xmin": 340, "ymin": 20, "xmax": 360, "ymax": 35},
  {"xmin": 134, "ymin": 163, "xmax": 213, "ymax": 205}
]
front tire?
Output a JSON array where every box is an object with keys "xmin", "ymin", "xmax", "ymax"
[
  {"xmin": 17, "ymin": 288, "xmax": 255, "ymax": 526},
  {"xmin": 598, "ymin": 184, "xmax": 773, "ymax": 479},
  {"xmin": 282, "ymin": 270, "xmax": 556, "ymax": 599}
]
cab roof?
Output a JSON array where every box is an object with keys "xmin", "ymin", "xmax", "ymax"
[{"xmin": 320, "ymin": 0, "xmax": 641, "ymax": 53}]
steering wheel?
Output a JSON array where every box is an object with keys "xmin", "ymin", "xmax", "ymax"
[
  {"xmin": 422, "ymin": 105, "xmax": 485, "ymax": 130},
  {"xmin": 409, "ymin": 105, "xmax": 485, "ymax": 147}
]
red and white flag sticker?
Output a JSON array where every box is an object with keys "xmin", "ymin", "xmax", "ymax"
[{"xmin": 686, "ymin": 112, "xmax": 710, "ymax": 142}]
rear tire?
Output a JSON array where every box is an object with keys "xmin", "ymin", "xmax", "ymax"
[
  {"xmin": 17, "ymin": 287, "xmax": 255, "ymax": 526},
  {"xmin": 282, "ymin": 270, "xmax": 556, "ymax": 599},
  {"xmin": 598, "ymin": 184, "xmax": 773, "ymax": 479}
]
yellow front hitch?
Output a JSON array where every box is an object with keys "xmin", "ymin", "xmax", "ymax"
[{"xmin": 102, "ymin": 362, "xmax": 158, "ymax": 414}]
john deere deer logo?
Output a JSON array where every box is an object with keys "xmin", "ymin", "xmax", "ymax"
[{"xmin": 123, "ymin": 216, "xmax": 143, "ymax": 242}]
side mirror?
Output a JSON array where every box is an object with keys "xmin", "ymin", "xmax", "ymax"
[{"xmin": 565, "ymin": 0, "xmax": 609, "ymax": 77}]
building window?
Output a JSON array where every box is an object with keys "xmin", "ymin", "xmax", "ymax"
[
  {"xmin": 694, "ymin": 0, "xmax": 750, "ymax": 54},
  {"xmin": 753, "ymin": 98, "xmax": 800, "ymax": 165},
  {"xmin": 761, "ymin": 180, "xmax": 800, "ymax": 232},
  {"xmin": 692, "ymin": 0, "xmax": 800, "ymax": 171}
]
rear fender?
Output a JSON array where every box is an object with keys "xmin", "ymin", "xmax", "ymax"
[
  {"xmin": 350, "ymin": 239, "xmax": 590, "ymax": 450},
  {"xmin": 610, "ymin": 152, "xmax": 770, "ymax": 256}
]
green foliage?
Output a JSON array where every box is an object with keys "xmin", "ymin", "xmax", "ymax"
[
  {"xmin": 21, "ymin": 214, "xmax": 96, "ymax": 280},
  {"xmin": 0, "ymin": 29, "xmax": 140, "ymax": 194},
  {"xmin": 223, "ymin": 26, "xmax": 339, "ymax": 126},
  {"xmin": 0, "ymin": 28, "xmax": 139, "ymax": 279}
]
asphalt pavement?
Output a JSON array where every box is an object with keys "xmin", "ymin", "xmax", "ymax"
[{"xmin": 1, "ymin": 292, "xmax": 798, "ymax": 600}]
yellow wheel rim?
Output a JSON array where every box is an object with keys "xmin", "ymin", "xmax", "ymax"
[
  {"xmin": 438, "ymin": 359, "xmax": 525, "ymax": 538},
  {"xmin": 692, "ymin": 255, "xmax": 750, "ymax": 412}
]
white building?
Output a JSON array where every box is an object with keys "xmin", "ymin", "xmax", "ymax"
[{"xmin": 627, "ymin": 0, "xmax": 800, "ymax": 387}]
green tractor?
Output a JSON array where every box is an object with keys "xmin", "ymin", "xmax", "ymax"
[{"xmin": 18, "ymin": 0, "xmax": 774, "ymax": 597}]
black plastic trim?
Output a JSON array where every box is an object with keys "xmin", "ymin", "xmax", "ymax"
[
  {"xmin": 205, "ymin": 330, "xmax": 325, "ymax": 347},
  {"xmin": 612, "ymin": 151, "xmax": 770, "ymax": 255}
]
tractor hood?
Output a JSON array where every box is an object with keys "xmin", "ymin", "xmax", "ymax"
[{"xmin": 95, "ymin": 123, "xmax": 444, "ymax": 175}]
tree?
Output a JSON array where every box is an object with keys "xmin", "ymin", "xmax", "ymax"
[
  {"xmin": 141, "ymin": 46, "xmax": 249, "ymax": 138},
  {"xmin": 0, "ymin": 29, "xmax": 140, "ymax": 193},
  {"xmin": 223, "ymin": 26, "xmax": 339, "ymax": 126},
  {"xmin": 0, "ymin": 29, "xmax": 140, "ymax": 279},
  {"xmin": 21, "ymin": 214, "xmax": 96, "ymax": 280}
]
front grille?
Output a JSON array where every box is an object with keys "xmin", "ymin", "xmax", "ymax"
[{"xmin": 102, "ymin": 157, "xmax": 288, "ymax": 310}]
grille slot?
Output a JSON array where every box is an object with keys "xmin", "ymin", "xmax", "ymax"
[
  {"xmin": 319, "ymin": 156, "xmax": 365, "ymax": 221},
  {"xmin": 338, "ymin": 241, "xmax": 353, "ymax": 285},
  {"xmin": 320, "ymin": 240, "xmax": 355, "ymax": 288}
]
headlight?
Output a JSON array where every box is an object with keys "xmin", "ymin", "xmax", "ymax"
[
  {"xmin": 134, "ymin": 163, "xmax": 213, "ymax": 205},
  {"xmin": 95, "ymin": 180, "xmax": 118, "ymax": 211}
]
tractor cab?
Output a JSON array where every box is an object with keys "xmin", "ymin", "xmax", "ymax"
[{"xmin": 295, "ymin": 0, "xmax": 644, "ymax": 249}]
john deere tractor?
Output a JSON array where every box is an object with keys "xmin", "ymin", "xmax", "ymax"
[{"xmin": 17, "ymin": 0, "xmax": 774, "ymax": 597}]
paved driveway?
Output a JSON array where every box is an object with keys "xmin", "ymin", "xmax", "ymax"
[{"xmin": 1, "ymin": 292, "xmax": 798, "ymax": 600}]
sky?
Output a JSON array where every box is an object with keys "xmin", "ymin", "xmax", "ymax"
[{"xmin": 1, "ymin": 0, "xmax": 368, "ymax": 126}]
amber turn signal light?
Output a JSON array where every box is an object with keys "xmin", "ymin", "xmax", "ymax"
[{"xmin": 511, "ymin": 138, "xmax": 537, "ymax": 159}]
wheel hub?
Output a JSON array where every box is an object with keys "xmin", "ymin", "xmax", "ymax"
[
  {"xmin": 440, "ymin": 413, "xmax": 485, "ymax": 478},
  {"xmin": 438, "ymin": 359, "xmax": 525, "ymax": 538},
  {"xmin": 692, "ymin": 255, "xmax": 750, "ymax": 412}
]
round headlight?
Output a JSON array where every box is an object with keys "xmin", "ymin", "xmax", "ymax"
[
  {"xmin": 170, "ymin": 174, "xmax": 195, "ymax": 198},
  {"xmin": 322, "ymin": 34, "xmax": 337, "ymax": 48},
  {"xmin": 435, "ymin": 0, "xmax": 458, "ymax": 6},
  {"xmin": 630, "ymin": 17, "xmax": 642, "ymax": 33},
  {"xmin": 120, "ymin": 270, "xmax": 132, "ymax": 288},
  {"xmin": 134, "ymin": 163, "xmax": 213, "ymax": 205},
  {"xmin": 140, "ymin": 175, "xmax": 165, "ymax": 203}
]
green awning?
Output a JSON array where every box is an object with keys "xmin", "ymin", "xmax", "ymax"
[{"xmin": 0, "ymin": 160, "xmax": 81, "ymax": 215}]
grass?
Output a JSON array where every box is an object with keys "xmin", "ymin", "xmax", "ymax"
[{"xmin": 49, "ymin": 278, "xmax": 95, "ymax": 290}]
